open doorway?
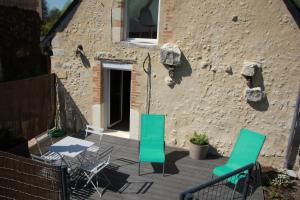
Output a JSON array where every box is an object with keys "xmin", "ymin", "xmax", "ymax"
[{"xmin": 107, "ymin": 69, "xmax": 131, "ymax": 131}]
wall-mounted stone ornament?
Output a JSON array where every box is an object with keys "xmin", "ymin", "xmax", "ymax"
[
  {"xmin": 160, "ymin": 43, "xmax": 182, "ymax": 79},
  {"xmin": 160, "ymin": 43, "xmax": 181, "ymax": 66},
  {"xmin": 241, "ymin": 61, "xmax": 261, "ymax": 77},
  {"xmin": 241, "ymin": 60, "xmax": 266, "ymax": 103},
  {"xmin": 241, "ymin": 61, "xmax": 262, "ymax": 87},
  {"xmin": 245, "ymin": 87, "xmax": 264, "ymax": 102}
]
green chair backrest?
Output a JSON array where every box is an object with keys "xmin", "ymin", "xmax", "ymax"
[
  {"xmin": 227, "ymin": 128, "xmax": 266, "ymax": 168},
  {"xmin": 140, "ymin": 114, "xmax": 165, "ymax": 150}
]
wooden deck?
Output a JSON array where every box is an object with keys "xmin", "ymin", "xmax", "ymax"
[{"xmin": 67, "ymin": 133, "xmax": 264, "ymax": 200}]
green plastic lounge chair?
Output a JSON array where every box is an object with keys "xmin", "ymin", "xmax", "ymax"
[
  {"xmin": 212, "ymin": 128, "xmax": 266, "ymax": 185},
  {"xmin": 139, "ymin": 114, "xmax": 165, "ymax": 176}
]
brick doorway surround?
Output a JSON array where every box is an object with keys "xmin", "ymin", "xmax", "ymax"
[
  {"xmin": 92, "ymin": 59, "xmax": 140, "ymax": 136},
  {"xmin": 92, "ymin": 60, "xmax": 140, "ymax": 109}
]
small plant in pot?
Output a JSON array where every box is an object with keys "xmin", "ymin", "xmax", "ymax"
[{"xmin": 189, "ymin": 132, "xmax": 209, "ymax": 160}]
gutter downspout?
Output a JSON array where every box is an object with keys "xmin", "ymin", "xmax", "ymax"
[{"xmin": 284, "ymin": 84, "xmax": 300, "ymax": 169}]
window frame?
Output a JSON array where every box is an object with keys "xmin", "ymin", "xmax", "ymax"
[{"xmin": 124, "ymin": 0, "xmax": 161, "ymax": 45}]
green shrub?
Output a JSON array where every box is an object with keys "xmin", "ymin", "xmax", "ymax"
[
  {"xmin": 270, "ymin": 170, "xmax": 291, "ymax": 188},
  {"xmin": 190, "ymin": 132, "xmax": 209, "ymax": 145}
]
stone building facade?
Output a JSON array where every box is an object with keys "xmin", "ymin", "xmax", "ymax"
[{"xmin": 50, "ymin": 0, "xmax": 300, "ymax": 168}]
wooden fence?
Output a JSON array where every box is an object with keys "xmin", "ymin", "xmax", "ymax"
[
  {"xmin": 0, "ymin": 74, "xmax": 56, "ymax": 140},
  {"xmin": 0, "ymin": 151, "xmax": 68, "ymax": 200}
]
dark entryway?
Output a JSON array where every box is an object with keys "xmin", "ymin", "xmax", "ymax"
[{"xmin": 109, "ymin": 70, "xmax": 131, "ymax": 131}]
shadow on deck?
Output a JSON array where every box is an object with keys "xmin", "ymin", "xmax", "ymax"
[{"xmin": 66, "ymin": 134, "xmax": 264, "ymax": 200}]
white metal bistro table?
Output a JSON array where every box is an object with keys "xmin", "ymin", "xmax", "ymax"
[
  {"xmin": 49, "ymin": 136, "xmax": 94, "ymax": 158},
  {"xmin": 49, "ymin": 136, "xmax": 96, "ymax": 188}
]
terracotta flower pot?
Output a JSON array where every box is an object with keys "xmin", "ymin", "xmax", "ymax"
[{"xmin": 189, "ymin": 140, "xmax": 209, "ymax": 160}]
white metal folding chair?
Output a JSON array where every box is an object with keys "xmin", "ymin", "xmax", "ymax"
[
  {"xmin": 85, "ymin": 125, "xmax": 104, "ymax": 153},
  {"xmin": 31, "ymin": 132, "xmax": 62, "ymax": 164},
  {"xmin": 76, "ymin": 147, "xmax": 113, "ymax": 198}
]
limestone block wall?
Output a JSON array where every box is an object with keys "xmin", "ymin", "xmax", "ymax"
[{"xmin": 51, "ymin": 0, "xmax": 300, "ymax": 168}]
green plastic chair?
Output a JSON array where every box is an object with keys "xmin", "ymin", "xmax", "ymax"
[
  {"xmin": 139, "ymin": 114, "xmax": 165, "ymax": 176},
  {"xmin": 212, "ymin": 128, "xmax": 266, "ymax": 184}
]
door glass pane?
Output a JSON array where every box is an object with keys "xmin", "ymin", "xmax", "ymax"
[
  {"xmin": 110, "ymin": 70, "xmax": 122, "ymax": 125},
  {"xmin": 127, "ymin": 0, "xmax": 159, "ymax": 39}
]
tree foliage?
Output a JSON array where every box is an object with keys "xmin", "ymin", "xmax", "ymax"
[
  {"xmin": 41, "ymin": 0, "xmax": 64, "ymax": 36},
  {"xmin": 41, "ymin": 7, "xmax": 62, "ymax": 36},
  {"xmin": 62, "ymin": 0, "xmax": 73, "ymax": 12},
  {"xmin": 294, "ymin": 0, "xmax": 300, "ymax": 9},
  {"xmin": 41, "ymin": 0, "xmax": 48, "ymax": 21}
]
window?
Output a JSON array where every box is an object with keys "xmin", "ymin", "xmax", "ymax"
[{"xmin": 125, "ymin": 0, "xmax": 160, "ymax": 43}]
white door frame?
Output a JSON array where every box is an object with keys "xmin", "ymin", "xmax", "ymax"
[{"xmin": 102, "ymin": 62, "xmax": 132, "ymax": 130}]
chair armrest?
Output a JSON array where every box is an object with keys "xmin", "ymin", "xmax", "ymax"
[
  {"xmin": 86, "ymin": 125, "xmax": 104, "ymax": 132},
  {"xmin": 85, "ymin": 129, "xmax": 104, "ymax": 136}
]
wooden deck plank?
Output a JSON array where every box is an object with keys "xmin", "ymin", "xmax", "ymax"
[{"xmin": 67, "ymin": 134, "xmax": 264, "ymax": 200}]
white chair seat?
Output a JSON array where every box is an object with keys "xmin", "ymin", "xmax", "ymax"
[
  {"xmin": 81, "ymin": 160, "xmax": 107, "ymax": 173},
  {"xmin": 42, "ymin": 151, "xmax": 61, "ymax": 161},
  {"xmin": 87, "ymin": 145, "xmax": 100, "ymax": 153}
]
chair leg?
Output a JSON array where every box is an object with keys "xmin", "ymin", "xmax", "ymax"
[
  {"xmin": 90, "ymin": 179, "xmax": 103, "ymax": 198},
  {"xmin": 96, "ymin": 174, "xmax": 99, "ymax": 189},
  {"xmin": 231, "ymin": 183, "xmax": 238, "ymax": 200},
  {"xmin": 83, "ymin": 173, "xmax": 103, "ymax": 198}
]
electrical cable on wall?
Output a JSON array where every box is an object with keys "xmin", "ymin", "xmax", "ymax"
[{"xmin": 143, "ymin": 53, "xmax": 152, "ymax": 114}]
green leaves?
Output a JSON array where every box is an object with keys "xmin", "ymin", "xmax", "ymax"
[{"xmin": 190, "ymin": 131, "xmax": 209, "ymax": 145}]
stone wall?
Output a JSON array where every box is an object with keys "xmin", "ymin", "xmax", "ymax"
[
  {"xmin": 51, "ymin": 0, "xmax": 300, "ymax": 168},
  {"xmin": 0, "ymin": 5, "xmax": 43, "ymax": 82}
]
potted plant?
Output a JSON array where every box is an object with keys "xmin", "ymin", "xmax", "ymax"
[
  {"xmin": 48, "ymin": 127, "xmax": 65, "ymax": 137},
  {"xmin": 189, "ymin": 132, "xmax": 209, "ymax": 160}
]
